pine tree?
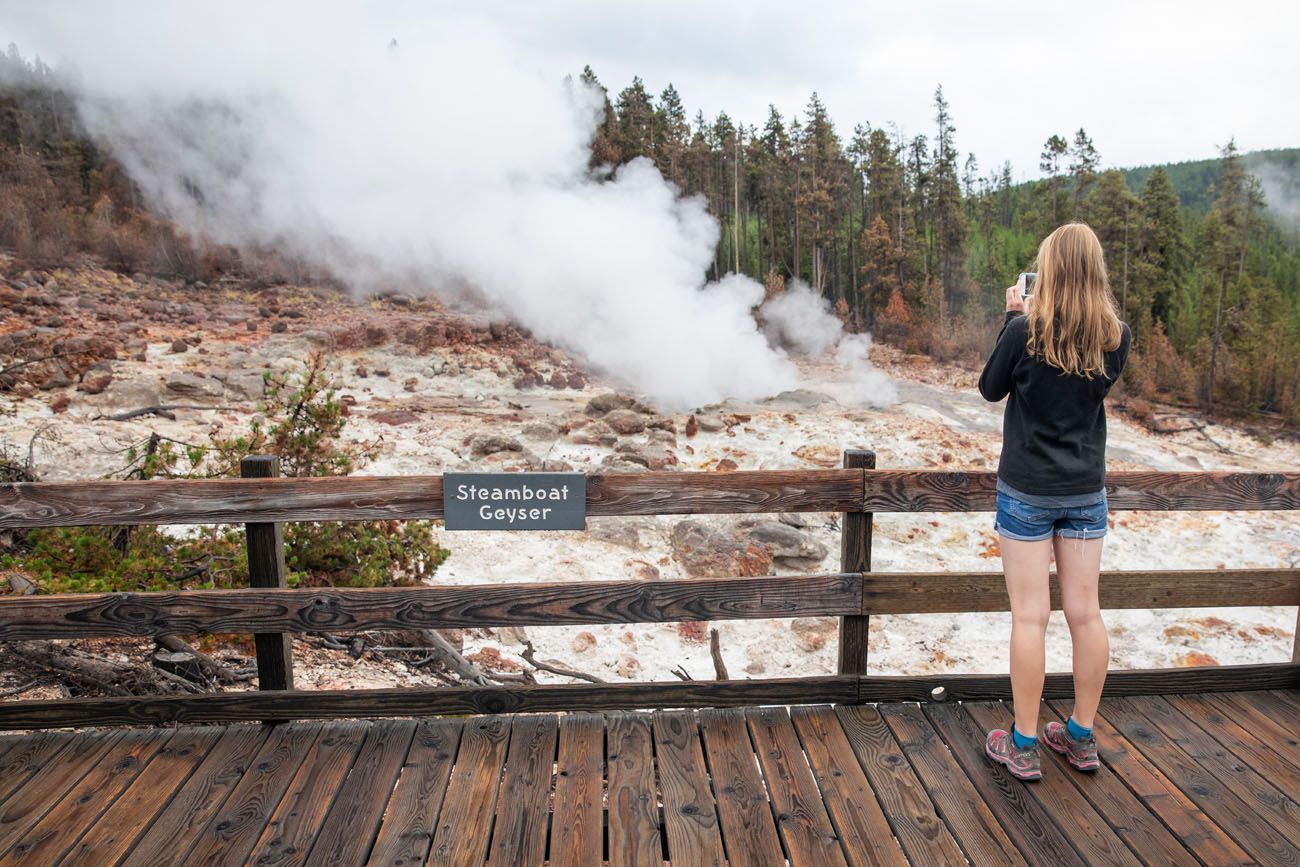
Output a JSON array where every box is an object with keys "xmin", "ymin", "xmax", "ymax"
[
  {"xmin": 1039, "ymin": 134, "xmax": 1068, "ymax": 226},
  {"xmin": 1068, "ymin": 128, "xmax": 1100, "ymax": 210}
]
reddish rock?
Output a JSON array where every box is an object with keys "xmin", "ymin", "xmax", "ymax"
[
  {"xmin": 169, "ymin": 338, "xmax": 189, "ymax": 353},
  {"xmin": 370, "ymin": 410, "xmax": 421, "ymax": 426},
  {"xmin": 714, "ymin": 458, "xmax": 739, "ymax": 472},
  {"xmin": 685, "ymin": 415, "xmax": 700, "ymax": 438},
  {"xmin": 604, "ymin": 408, "xmax": 647, "ymax": 434},
  {"xmin": 669, "ymin": 520, "xmax": 774, "ymax": 579}
]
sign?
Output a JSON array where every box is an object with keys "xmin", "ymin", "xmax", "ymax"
[{"xmin": 442, "ymin": 472, "xmax": 586, "ymax": 530}]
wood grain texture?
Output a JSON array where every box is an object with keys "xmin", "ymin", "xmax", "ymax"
[
  {"xmin": 0, "ymin": 674, "xmax": 863, "ymax": 731},
  {"xmin": 838, "ymin": 449, "xmax": 873, "ymax": 676},
  {"xmin": 864, "ymin": 568, "xmax": 1300, "ymax": 613},
  {"xmin": 877, "ymin": 703, "xmax": 1026, "ymax": 866},
  {"xmin": 241, "ymin": 455, "xmax": 295, "ymax": 695},
  {"xmin": 59, "ymin": 727, "xmax": 221, "ymax": 867},
  {"xmin": 962, "ymin": 701, "xmax": 1141, "ymax": 866},
  {"xmin": 0, "ymin": 572, "xmax": 864, "ymax": 641},
  {"xmin": 179, "ymin": 722, "xmax": 322, "ymax": 867},
  {"xmin": 365, "ymin": 718, "xmax": 462, "ymax": 867},
  {"xmin": 1, "ymin": 729, "xmax": 168, "ymax": 865},
  {"xmin": 651, "ymin": 710, "xmax": 726, "ymax": 867},
  {"xmin": 0, "ymin": 733, "xmax": 76, "ymax": 808},
  {"xmin": 697, "ymin": 707, "xmax": 785, "ymax": 867},
  {"xmin": 1100, "ymin": 697, "xmax": 1300, "ymax": 865},
  {"xmin": 922, "ymin": 702, "xmax": 1088, "ymax": 867},
  {"xmin": 823, "ymin": 704, "xmax": 958, "ymax": 866},
  {"xmin": 549, "ymin": 712, "xmax": 605, "ymax": 867},
  {"xmin": 1045, "ymin": 699, "xmax": 1251, "ymax": 867},
  {"xmin": 862, "ymin": 470, "xmax": 1300, "ymax": 511},
  {"xmin": 485, "ymin": 714, "xmax": 558, "ymax": 867},
  {"xmin": 303, "ymin": 720, "xmax": 416, "ymax": 867},
  {"xmin": 606, "ymin": 712, "xmax": 663, "ymax": 867},
  {"xmin": 426, "ymin": 715, "xmax": 508, "ymax": 867},
  {"xmin": 0, "ymin": 468, "xmax": 865, "ymax": 528},
  {"xmin": 858, "ymin": 662, "xmax": 1300, "ymax": 702},
  {"xmin": 744, "ymin": 706, "xmax": 849, "ymax": 867},
  {"xmin": 120, "ymin": 724, "xmax": 271, "ymax": 867}
]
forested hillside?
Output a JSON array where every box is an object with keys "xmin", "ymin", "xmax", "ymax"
[
  {"xmin": 1, "ymin": 43, "xmax": 1298, "ymax": 425},
  {"xmin": 582, "ymin": 67, "xmax": 1300, "ymax": 425}
]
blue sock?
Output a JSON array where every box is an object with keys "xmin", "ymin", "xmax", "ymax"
[
  {"xmin": 1012, "ymin": 725, "xmax": 1037, "ymax": 749},
  {"xmin": 1067, "ymin": 717, "xmax": 1092, "ymax": 740}
]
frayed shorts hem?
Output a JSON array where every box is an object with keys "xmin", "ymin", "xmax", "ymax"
[{"xmin": 995, "ymin": 522, "xmax": 1108, "ymax": 542}]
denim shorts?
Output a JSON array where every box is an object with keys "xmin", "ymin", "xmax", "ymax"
[{"xmin": 994, "ymin": 489, "xmax": 1109, "ymax": 542}]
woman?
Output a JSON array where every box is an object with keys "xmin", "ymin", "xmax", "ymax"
[{"xmin": 978, "ymin": 222, "xmax": 1131, "ymax": 781}]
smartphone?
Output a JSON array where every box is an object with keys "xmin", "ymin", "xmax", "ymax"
[{"xmin": 1017, "ymin": 272, "xmax": 1037, "ymax": 300}]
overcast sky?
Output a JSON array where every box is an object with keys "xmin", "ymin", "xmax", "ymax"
[{"xmin": 4, "ymin": 0, "xmax": 1295, "ymax": 180}]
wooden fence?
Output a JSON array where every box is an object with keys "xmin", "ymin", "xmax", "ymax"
[{"xmin": 1, "ymin": 450, "xmax": 1297, "ymax": 730}]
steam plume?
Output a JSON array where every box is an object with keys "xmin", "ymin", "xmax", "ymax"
[{"xmin": 3, "ymin": 1, "xmax": 894, "ymax": 410}]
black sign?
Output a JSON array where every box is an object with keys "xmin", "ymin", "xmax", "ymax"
[{"xmin": 442, "ymin": 472, "xmax": 586, "ymax": 530}]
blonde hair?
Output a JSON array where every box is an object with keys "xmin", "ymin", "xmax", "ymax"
[{"xmin": 1026, "ymin": 222, "xmax": 1123, "ymax": 378}]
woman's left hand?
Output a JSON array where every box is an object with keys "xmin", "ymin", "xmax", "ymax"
[{"xmin": 1005, "ymin": 285, "xmax": 1025, "ymax": 313}]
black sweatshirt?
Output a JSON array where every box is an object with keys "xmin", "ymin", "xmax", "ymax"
[{"xmin": 978, "ymin": 311, "xmax": 1131, "ymax": 496}]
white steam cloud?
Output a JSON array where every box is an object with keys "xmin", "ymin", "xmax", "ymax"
[{"xmin": 3, "ymin": 1, "xmax": 894, "ymax": 411}]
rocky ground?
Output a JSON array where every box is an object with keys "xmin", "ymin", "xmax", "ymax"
[{"xmin": 2, "ymin": 258, "xmax": 1298, "ymax": 699}]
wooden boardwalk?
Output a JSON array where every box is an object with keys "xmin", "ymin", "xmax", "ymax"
[{"xmin": 0, "ymin": 691, "xmax": 1296, "ymax": 865}]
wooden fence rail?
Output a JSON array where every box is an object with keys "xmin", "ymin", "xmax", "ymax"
[{"xmin": 1, "ymin": 452, "xmax": 1298, "ymax": 730}]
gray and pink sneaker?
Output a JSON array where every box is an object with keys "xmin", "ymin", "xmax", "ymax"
[
  {"xmin": 985, "ymin": 729, "xmax": 1041, "ymax": 781},
  {"xmin": 1043, "ymin": 720, "xmax": 1100, "ymax": 771}
]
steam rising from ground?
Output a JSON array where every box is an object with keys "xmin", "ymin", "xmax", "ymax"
[{"xmin": 4, "ymin": 1, "xmax": 893, "ymax": 410}]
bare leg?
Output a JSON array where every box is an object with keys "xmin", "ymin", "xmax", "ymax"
[
  {"xmin": 1055, "ymin": 535, "xmax": 1108, "ymax": 728},
  {"xmin": 1000, "ymin": 537, "xmax": 1053, "ymax": 738}
]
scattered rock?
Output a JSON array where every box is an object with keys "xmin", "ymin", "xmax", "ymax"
[
  {"xmin": 371, "ymin": 409, "xmax": 421, "ymax": 426},
  {"xmin": 3, "ymin": 571, "xmax": 36, "ymax": 595},
  {"xmin": 589, "ymin": 524, "xmax": 643, "ymax": 549},
  {"xmin": 270, "ymin": 321, "xmax": 288, "ymax": 333},
  {"xmin": 740, "ymin": 521, "xmax": 829, "ymax": 569},
  {"xmin": 695, "ymin": 414, "xmax": 726, "ymax": 432},
  {"xmin": 685, "ymin": 415, "xmax": 700, "ymax": 437},
  {"xmin": 568, "ymin": 420, "xmax": 617, "ymax": 447},
  {"xmin": 520, "ymin": 421, "xmax": 560, "ymax": 439},
  {"xmin": 571, "ymin": 632, "xmax": 597, "ymax": 653},
  {"xmin": 585, "ymin": 392, "xmax": 653, "ymax": 416},
  {"xmin": 49, "ymin": 393, "xmax": 71, "ymax": 413},
  {"xmin": 162, "ymin": 372, "xmax": 224, "ymax": 400},
  {"xmin": 468, "ymin": 434, "xmax": 524, "ymax": 457},
  {"xmin": 764, "ymin": 388, "xmax": 836, "ymax": 409},
  {"xmin": 616, "ymin": 655, "xmax": 641, "ymax": 679},
  {"xmin": 714, "ymin": 458, "xmax": 739, "ymax": 472},
  {"xmin": 77, "ymin": 373, "xmax": 113, "ymax": 395},
  {"xmin": 669, "ymin": 519, "xmax": 774, "ymax": 579},
  {"xmin": 604, "ymin": 408, "xmax": 647, "ymax": 434}
]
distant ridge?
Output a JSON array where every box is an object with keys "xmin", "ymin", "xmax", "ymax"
[{"xmin": 1119, "ymin": 148, "xmax": 1300, "ymax": 224}]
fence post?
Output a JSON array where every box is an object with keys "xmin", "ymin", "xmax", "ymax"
[
  {"xmin": 241, "ymin": 455, "xmax": 295, "ymax": 695},
  {"xmin": 838, "ymin": 449, "xmax": 875, "ymax": 679},
  {"xmin": 1293, "ymin": 612, "xmax": 1300, "ymax": 664}
]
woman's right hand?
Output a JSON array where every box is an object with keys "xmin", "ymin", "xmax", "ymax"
[{"xmin": 1005, "ymin": 284, "xmax": 1025, "ymax": 314}]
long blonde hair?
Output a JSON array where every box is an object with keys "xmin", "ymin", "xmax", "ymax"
[{"xmin": 1026, "ymin": 222, "xmax": 1123, "ymax": 378}]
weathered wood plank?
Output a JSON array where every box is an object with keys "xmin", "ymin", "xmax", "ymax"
[
  {"xmin": 1, "ymin": 729, "xmax": 167, "ymax": 864},
  {"xmin": 305, "ymin": 720, "xmax": 416, "ymax": 866},
  {"xmin": 862, "ymin": 470, "xmax": 1300, "ymax": 511},
  {"xmin": 923, "ymin": 702, "xmax": 1088, "ymax": 866},
  {"xmin": 877, "ymin": 703, "xmax": 1025, "ymax": 866},
  {"xmin": 858, "ymin": 662, "xmax": 1300, "ymax": 703},
  {"xmin": 1205, "ymin": 691, "xmax": 1300, "ymax": 768},
  {"xmin": 1099, "ymin": 698, "xmax": 1300, "ymax": 865},
  {"xmin": 697, "ymin": 706, "xmax": 785, "ymax": 867},
  {"xmin": 246, "ymin": 721, "xmax": 369, "ymax": 867},
  {"xmin": 0, "ymin": 573, "xmax": 864, "ymax": 641},
  {"xmin": 822, "ymin": 704, "xmax": 957, "ymax": 866},
  {"xmin": 651, "ymin": 710, "xmax": 726, "ymax": 867},
  {"xmin": 864, "ymin": 568, "xmax": 1300, "ymax": 613},
  {"xmin": 0, "ymin": 469, "xmax": 865, "ymax": 528},
  {"xmin": 485, "ymin": 714, "xmax": 558, "ymax": 867},
  {"xmin": 426, "ymin": 715, "xmax": 509, "ymax": 866},
  {"xmin": 606, "ymin": 712, "xmax": 662, "ymax": 867},
  {"xmin": 120, "ymin": 724, "xmax": 270, "ymax": 867},
  {"xmin": 0, "ymin": 730, "xmax": 123, "ymax": 856},
  {"xmin": 1168, "ymin": 694, "xmax": 1300, "ymax": 801},
  {"xmin": 242, "ymin": 455, "xmax": 294, "ymax": 694},
  {"xmin": 1045, "ymin": 700, "xmax": 1251, "ymax": 867},
  {"xmin": 549, "ymin": 712, "xmax": 605, "ymax": 867},
  {"xmin": 838, "ymin": 449, "xmax": 873, "ymax": 676},
  {"xmin": 366, "ymin": 719, "xmax": 462, "ymax": 867},
  {"xmin": 1033, "ymin": 701, "xmax": 1198, "ymax": 866},
  {"xmin": 0, "ymin": 674, "xmax": 863, "ymax": 730},
  {"xmin": 745, "ymin": 706, "xmax": 850, "ymax": 867},
  {"xmin": 963, "ymin": 701, "xmax": 1141, "ymax": 866},
  {"xmin": 180, "ymin": 722, "xmax": 322, "ymax": 867},
  {"xmin": 60, "ymin": 727, "xmax": 221, "ymax": 867},
  {"xmin": 1122, "ymin": 696, "xmax": 1300, "ymax": 839},
  {"xmin": 0, "ymin": 732, "xmax": 76, "ymax": 809}
]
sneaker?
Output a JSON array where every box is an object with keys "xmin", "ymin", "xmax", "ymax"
[
  {"xmin": 1043, "ymin": 720, "xmax": 1100, "ymax": 771},
  {"xmin": 985, "ymin": 729, "xmax": 1041, "ymax": 781}
]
